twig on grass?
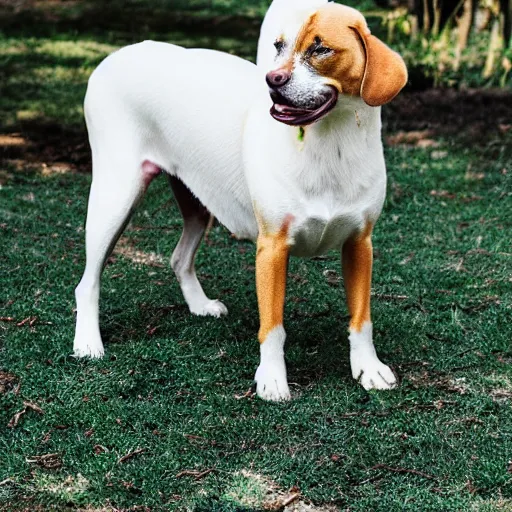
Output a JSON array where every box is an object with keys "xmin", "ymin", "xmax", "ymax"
[
  {"xmin": 338, "ymin": 400, "xmax": 457, "ymax": 421},
  {"xmin": 16, "ymin": 316, "xmax": 37, "ymax": 327},
  {"xmin": 184, "ymin": 434, "xmax": 207, "ymax": 441},
  {"xmin": 398, "ymin": 360, "xmax": 430, "ymax": 368},
  {"xmin": 371, "ymin": 463, "xmax": 438, "ymax": 480},
  {"xmin": 176, "ymin": 468, "xmax": 215, "ymax": 480},
  {"xmin": 234, "ymin": 388, "xmax": 255, "ymax": 400},
  {"xmin": 281, "ymin": 492, "xmax": 300, "ymax": 507},
  {"xmin": 24, "ymin": 401, "xmax": 44, "ymax": 414},
  {"xmin": 339, "ymin": 410, "xmax": 390, "ymax": 419},
  {"xmin": 26, "ymin": 453, "xmax": 62, "ymax": 469},
  {"xmin": 129, "ymin": 225, "xmax": 174, "ymax": 231},
  {"xmin": 8, "ymin": 400, "xmax": 44, "ymax": 428},
  {"xmin": 118, "ymin": 448, "xmax": 145, "ymax": 464},
  {"xmin": 373, "ymin": 293, "xmax": 409, "ymax": 301},
  {"xmin": 447, "ymin": 347, "xmax": 479, "ymax": 359}
]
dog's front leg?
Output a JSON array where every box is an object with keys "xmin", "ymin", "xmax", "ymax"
[
  {"xmin": 342, "ymin": 225, "xmax": 397, "ymax": 390},
  {"xmin": 254, "ymin": 218, "xmax": 292, "ymax": 401}
]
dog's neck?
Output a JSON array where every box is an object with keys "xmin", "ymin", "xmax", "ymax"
[
  {"xmin": 284, "ymin": 95, "xmax": 384, "ymax": 199},
  {"xmin": 306, "ymin": 94, "xmax": 382, "ymax": 141}
]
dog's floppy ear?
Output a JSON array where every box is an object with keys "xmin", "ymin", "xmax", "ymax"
[{"xmin": 352, "ymin": 25, "xmax": 408, "ymax": 107}]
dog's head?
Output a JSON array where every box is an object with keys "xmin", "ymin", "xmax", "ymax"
[{"xmin": 265, "ymin": 3, "xmax": 408, "ymax": 126}]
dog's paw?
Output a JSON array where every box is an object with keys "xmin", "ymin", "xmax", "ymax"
[
  {"xmin": 73, "ymin": 336, "xmax": 105, "ymax": 359},
  {"xmin": 352, "ymin": 360, "xmax": 397, "ymax": 390},
  {"xmin": 190, "ymin": 299, "xmax": 228, "ymax": 318},
  {"xmin": 254, "ymin": 362, "xmax": 291, "ymax": 401},
  {"xmin": 349, "ymin": 322, "xmax": 397, "ymax": 391}
]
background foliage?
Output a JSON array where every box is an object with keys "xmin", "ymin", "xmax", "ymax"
[{"xmin": 2, "ymin": 0, "xmax": 511, "ymax": 87}]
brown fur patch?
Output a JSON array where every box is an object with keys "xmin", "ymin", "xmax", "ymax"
[
  {"xmin": 287, "ymin": 3, "xmax": 407, "ymax": 104},
  {"xmin": 293, "ymin": 4, "xmax": 368, "ymax": 96},
  {"xmin": 342, "ymin": 222, "xmax": 373, "ymax": 332},
  {"xmin": 256, "ymin": 216, "xmax": 292, "ymax": 343}
]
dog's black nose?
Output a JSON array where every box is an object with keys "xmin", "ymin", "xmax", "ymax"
[{"xmin": 266, "ymin": 69, "xmax": 291, "ymax": 88}]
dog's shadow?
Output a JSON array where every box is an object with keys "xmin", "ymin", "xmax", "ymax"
[{"xmin": 286, "ymin": 309, "xmax": 352, "ymax": 389}]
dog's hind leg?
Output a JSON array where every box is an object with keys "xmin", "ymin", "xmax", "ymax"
[
  {"xmin": 168, "ymin": 175, "xmax": 227, "ymax": 318},
  {"xmin": 73, "ymin": 158, "xmax": 158, "ymax": 358}
]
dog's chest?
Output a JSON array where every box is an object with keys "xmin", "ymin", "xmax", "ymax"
[
  {"xmin": 244, "ymin": 103, "xmax": 386, "ymax": 255},
  {"xmin": 288, "ymin": 190, "xmax": 366, "ymax": 257},
  {"xmin": 284, "ymin": 140, "xmax": 385, "ymax": 257}
]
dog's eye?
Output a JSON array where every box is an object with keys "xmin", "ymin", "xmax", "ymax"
[
  {"xmin": 274, "ymin": 40, "xmax": 285, "ymax": 54},
  {"xmin": 313, "ymin": 46, "xmax": 333, "ymax": 56}
]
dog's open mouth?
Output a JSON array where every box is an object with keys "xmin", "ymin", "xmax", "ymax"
[{"xmin": 269, "ymin": 86, "xmax": 338, "ymax": 126}]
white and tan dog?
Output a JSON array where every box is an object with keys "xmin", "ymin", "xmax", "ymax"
[{"xmin": 73, "ymin": 0, "xmax": 407, "ymax": 401}]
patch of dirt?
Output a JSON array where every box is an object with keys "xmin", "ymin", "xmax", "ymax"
[
  {"xmin": 386, "ymin": 129, "xmax": 440, "ymax": 148},
  {"xmin": 0, "ymin": 370, "xmax": 18, "ymax": 394},
  {"xmin": 0, "ymin": 121, "xmax": 89, "ymax": 174},
  {"xmin": 383, "ymin": 88, "xmax": 512, "ymax": 145},
  {"xmin": 406, "ymin": 370, "xmax": 471, "ymax": 394},
  {"xmin": 112, "ymin": 237, "xmax": 166, "ymax": 268},
  {"xmin": 471, "ymin": 498, "xmax": 512, "ymax": 511},
  {"xmin": 227, "ymin": 470, "xmax": 339, "ymax": 512},
  {"xmin": 0, "ymin": 134, "xmax": 28, "ymax": 147},
  {"xmin": 76, "ymin": 509, "xmax": 114, "ymax": 512}
]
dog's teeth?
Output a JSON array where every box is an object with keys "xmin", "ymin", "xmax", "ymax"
[{"xmin": 275, "ymin": 104, "xmax": 285, "ymax": 113}]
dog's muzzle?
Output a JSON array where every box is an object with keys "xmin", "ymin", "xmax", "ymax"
[{"xmin": 268, "ymin": 86, "xmax": 338, "ymax": 126}]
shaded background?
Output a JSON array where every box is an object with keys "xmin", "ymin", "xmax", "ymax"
[{"xmin": 1, "ymin": 0, "xmax": 511, "ymax": 170}]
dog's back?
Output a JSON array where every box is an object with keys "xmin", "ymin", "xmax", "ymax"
[{"xmin": 84, "ymin": 41, "xmax": 261, "ymax": 239}]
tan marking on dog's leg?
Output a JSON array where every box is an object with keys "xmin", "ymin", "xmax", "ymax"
[
  {"xmin": 342, "ymin": 223, "xmax": 397, "ymax": 390},
  {"xmin": 342, "ymin": 222, "xmax": 373, "ymax": 332},
  {"xmin": 253, "ymin": 214, "xmax": 293, "ymax": 401},
  {"xmin": 256, "ymin": 216, "xmax": 292, "ymax": 343}
]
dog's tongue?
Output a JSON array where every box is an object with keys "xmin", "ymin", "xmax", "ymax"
[
  {"xmin": 273, "ymin": 104, "xmax": 310, "ymax": 116},
  {"xmin": 269, "ymin": 85, "xmax": 338, "ymax": 126}
]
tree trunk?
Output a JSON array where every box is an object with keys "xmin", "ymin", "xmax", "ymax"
[
  {"xmin": 458, "ymin": 0, "xmax": 475, "ymax": 49},
  {"xmin": 483, "ymin": 17, "xmax": 503, "ymax": 78}
]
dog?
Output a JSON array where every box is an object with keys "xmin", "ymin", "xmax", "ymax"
[{"xmin": 73, "ymin": 0, "xmax": 407, "ymax": 401}]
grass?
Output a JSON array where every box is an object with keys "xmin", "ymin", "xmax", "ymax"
[{"xmin": 1, "ymin": 12, "xmax": 512, "ymax": 512}]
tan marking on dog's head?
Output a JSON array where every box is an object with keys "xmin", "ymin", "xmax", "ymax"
[{"xmin": 292, "ymin": 3, "xmax": 408, "ymax": 106}]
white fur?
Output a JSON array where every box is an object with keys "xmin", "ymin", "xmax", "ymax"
[
  {"xmin": 255, "ymin": 326, "xmax": 290, "ymax": 401},
  {"xmin": 243, "ymin": 95, "xmax": 386, "ymax": 256},
  {"xmin": 257, "ymin": 0, "xmax": 328, "ymax": 71},
  {"xmin": 170, "ymin": 216, "xmax": 228, "ymax": 317},
  {"xmin": 279, "ymin": 57, "xmax": 333, "ymax": 109},
  {"xmin": 73, "ymin": 1, "xmax": 396, "ymax": 401},
  {"xmin": 349, "ymin": 322, "xmax": 397, "ymax": 390}
]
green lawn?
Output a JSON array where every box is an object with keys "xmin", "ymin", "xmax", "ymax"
[{"xmin": 1, "ymin": 17, "xmax": 512, "ymax": 512}]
